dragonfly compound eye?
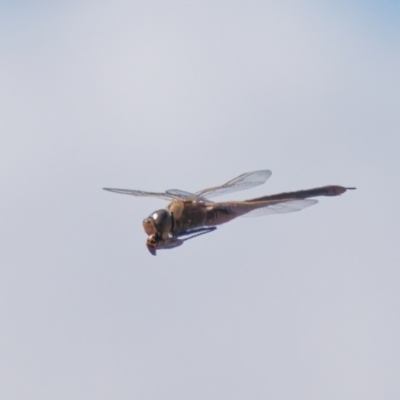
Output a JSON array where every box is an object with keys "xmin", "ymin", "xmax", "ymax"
[{"xmin": 143, "ymin": 209, "xmax": 172, "ymax": 238}]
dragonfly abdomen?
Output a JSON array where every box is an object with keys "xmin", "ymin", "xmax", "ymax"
[
  {"xmin": 204, "ymin": 206, "xmax": 236, "ymax": 226},
  {"xmin": 248, "ymin": 185, "xmax": 355, "ymax": 202}
]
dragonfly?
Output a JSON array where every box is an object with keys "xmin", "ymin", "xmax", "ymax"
[{"xmin": 104, "ymin": 170, "xmax": 355, "ymax": 255}]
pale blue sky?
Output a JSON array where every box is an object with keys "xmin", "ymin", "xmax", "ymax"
[{"xmin": 1, "ymin": 2, "xmax": 399, "ymax": 399}]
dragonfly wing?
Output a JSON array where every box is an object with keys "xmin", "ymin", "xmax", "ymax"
[
  {"xmin": 193, "ymin": 170, "xmax": 272, "ymax": 199},
  {"xmin": 103, "ymin": 188, "xmax": 179, "ymax": 201},
  {"xmin": 165, "ymin": 189, "xmax": 197, "ymax": 199},
  {"xmin": 240, "ymin": 199, "xmax": 318, "ymax": 217}
]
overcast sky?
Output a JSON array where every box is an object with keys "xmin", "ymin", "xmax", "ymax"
[{"xmin": 1, "ymin": 1, "xmax": 400, "ymax": 399}]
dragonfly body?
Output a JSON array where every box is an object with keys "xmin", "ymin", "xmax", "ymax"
[
  {"xmin": 104, "ymin": 170, "xmax": 355, "ymax": 255},
  {"xmin": 168, "ymin": 199, "xmax": 237, "ymax": 232},
  {"xmin": 168, "ymin": 184, "xmax": 349, "ymax": 232}
]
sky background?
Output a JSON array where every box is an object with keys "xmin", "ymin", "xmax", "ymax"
[{"xmin": 1, "ymin": 1, "xmax": 400, "ymax": 399}]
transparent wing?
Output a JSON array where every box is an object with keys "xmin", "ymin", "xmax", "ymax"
[
  {"xmin": 165, "ymin": 189, "xmax": 197, "ymax": 199},
  {"xmin": 104, "ymin": 170, "xmax": 272, "ymax": 202},
  {"xmin": 240, "ymin": 199, "xmax": 318, "ymax": 217},
  {"xmin": 193, "ymin": 170, "xmax": 272, "ymax": 199},
  {"xmin": 103, "ymin": 188, "xmax": 181, "ymax": 201}
]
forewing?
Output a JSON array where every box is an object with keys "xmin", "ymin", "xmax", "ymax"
[
  {"xmin": 240, "ymin": 199, "xmax": 318, "ymax": 217},
  {"xmin": 165, "ymin": 189, "xmax": 197, "ymax": 199},
  {"xmin": 103, "ymin": 188, "xmax": 179, "ymax": 201},
  {"xmin": 193, "ymin": 170, "xmax": 272, "ymax": 199}
]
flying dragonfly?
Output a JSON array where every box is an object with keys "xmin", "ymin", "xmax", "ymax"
[{"xmin": 104, "ymin": 170, "xmax": 355, "ymax": 255}]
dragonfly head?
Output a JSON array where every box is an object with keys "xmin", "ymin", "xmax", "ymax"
[{"xmin": 142, "ymin": 209, "xmax": 172, "ymax": 238}]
